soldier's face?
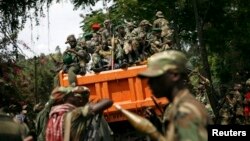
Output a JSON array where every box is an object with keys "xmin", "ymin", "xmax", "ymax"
[
  {"xmin": 246, "ymin": 85, "xmax": 250, "ymax": 92},
  {"xmin": 69, "ymin": 40, "xmax": 77, "ymax": 48},
  {"xmin": 128, "ymin": 26, "xmax": 134, "ymax": 31},
  {"xmin": 143, "ymin": 25, "xmax": 150, "ymax": 31},
  {"xmin": 148, "ymin": 71, "xmax": 174, "ymax": 99}
]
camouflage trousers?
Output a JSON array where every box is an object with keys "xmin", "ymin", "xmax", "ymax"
[{"xmin": 67, "ymin": 65, "xmax": 80, "ymax": 86}]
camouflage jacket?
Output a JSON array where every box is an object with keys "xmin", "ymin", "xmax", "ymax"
[
  {"xmin": 65, "ymin": 105, "xmax": 113, "ymax": 141},
  {"xmin": 163, "ymin": 89, "xmax": 209, "ymax": 141},
  {"xmin": 63, "ymin": 47, "xmax": 84, "ymax": 66},
  {"xmin": 0, "ymin": 112, "xmax": 23, "ymax": 141},
  {"xmin": 153, "ymin": 18, "xmax": 169, "ymax": 28},
  {"xmin": 131, "ymin": 27, "xmax": 146, "ymax": 41}
]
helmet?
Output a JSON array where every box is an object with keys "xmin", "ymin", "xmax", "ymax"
[
  {"xmin": 139, "ymin": 20, "xmax": 152, "ymax": 26},
  {"xmin": 104, "ymin": 19, "xmax": 110, "ymax": 24},
  {"xmin": 156, "ymin": 11, "xmax": 164, "ymax": 18},
  {"xmin": 127, "ymin": 22, "xmax": 136, "ymax": 27},
  {"xmin": 65, "ymin": 34, "xmax": 76, "ymax": 44},
  {"xmin": 246, "ymin": 78, "xmax": 250, "ymax": 85},
  {"xmin": 115, "ymin": 25, "xmax": 125, "ymax": 31},
  {"xmin": 138, "ymin": 50, "xmax": 188, "ymax": 78}
]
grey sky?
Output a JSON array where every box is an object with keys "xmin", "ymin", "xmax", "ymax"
[{"xmin": 18, "ymin": 1, "xmax": 111, "ymax": 58}]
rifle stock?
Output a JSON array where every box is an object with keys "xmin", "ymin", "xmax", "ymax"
[{"xmin": 114, "ymin": 104, "xmax": 165, "ymax": 141}]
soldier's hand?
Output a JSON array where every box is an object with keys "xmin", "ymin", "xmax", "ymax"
[
  {"xmin": 144, "ymin": 107, "xmax": 155, "ymax": 118},
  {"xmin": 67, "ymin": 49, "xmax": 76, "ymax": 53}
]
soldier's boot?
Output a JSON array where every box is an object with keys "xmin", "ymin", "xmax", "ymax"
[
  {"xmin": 92, "ymin": 67, "xmax": 103, "ymax": 73},
  {"xmin": 118, "ymin": 58, "xmax": 128, "ymax": 68},
  {"xmin": 92, "ymin": 62, "xmax": 103, "ymax": 73},
  {"xmin": 134, "ymin": 50, "xmax": 141, "ymax": 64},
  {"xmin": 127, "ymin": 53, "xmax": 134, "ymax": 65},
  {"xmin": 79, "ymin": 67, "xmax": 86, "ymax": 75}
]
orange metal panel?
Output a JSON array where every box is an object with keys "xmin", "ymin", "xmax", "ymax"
[{"xmin": 59, "ymin": 65, "xmax": 168, "ymax": 122}]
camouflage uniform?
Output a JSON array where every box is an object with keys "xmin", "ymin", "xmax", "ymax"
[
  {"xmin": 101, "ymin": 19, "xmax": 113, "ymax": 43},
  {"xmin": 153, "ymin": 11, "xmax": 173, "ymax": 47},
  {"xmin": 218, "ymin": 103, "xmax": 232, "ymax": 125},
  {"xmin": 114, "ymin": 25, "xmax": 127, "ymax": 68},
  {"xmin": 218, "ymin": 91, "xmax": 238, "ymax": 124},
  {"xmin": 131, "ymin": 20, "xmax": 152, "ymax": 62},
  {"xmin": 232, "ymin": 86, "xmax": 244, "ymax": 124},
  {"xmin": 37, "ymin": 86, "xmax": 112, "ymax": 141},
  {"xmin": 62, "ymin": 35, "xmax": 88, "ymax": 86},
  {"xmin": 0, "ymin": 111, "xmax": 23, "ymax": 141},
  {"xmin": 188, "ymin": 71, "xmax": 215, "ymax": 121},
  {"xmin": 124, "ymin": 22, "xmax": 136, "ymax": 64},
  {"xmin": 138, "ymin": 51, "xmax": 209, "ymax": 141},
  {"xmin": 149, "ymin": 28, "xmax": 171, "ymax": 54}
]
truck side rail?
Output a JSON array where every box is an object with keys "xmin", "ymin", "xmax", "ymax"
[{"xmin": 59, "ymin": 65, "xmax": 168, "ymax": 122}]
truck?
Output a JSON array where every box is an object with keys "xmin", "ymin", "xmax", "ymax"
[{"xmin": 59, "ymin": 65, "xmax": 168, "ymax": 139}]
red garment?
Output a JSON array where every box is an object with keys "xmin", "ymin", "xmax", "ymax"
[
  {"xmin": 46, "ymin": 103, "xmax": 76, "ymax": 141},
  {"xmin": 244, "ymin": 92, "xmax": 250, "ymax": 116}
]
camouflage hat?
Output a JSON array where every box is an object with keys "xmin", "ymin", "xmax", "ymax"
[
  {"xmin": 65, "ymin": 34, "xmax": 76, "ymax": 44},
  {"xmin": 115, "ymin": 25, "xmax": 125, "ymax": 31},
  {"xmin": 84, "ymin": 33, "xmax": 93, "ymax": 40},
  {"xmin": 140, "ymin": 20, "xmax": 152, "ymax": 26},
  {"xmin": 138, "ymin": 50, "xmax": 188, "ymax": 78},
  {"xmin": 246, "ymin": 78, "xmax": 250, "ymax": 85},
  {"xmin": 156, "ymin": 11, "xmax": 164, "ymax": 18},
  {"xmin": 127, "ymin": 22, "xmax": 136, "ymax": 27},
  {"xmin": 51, "ymin": 86, "xmax": 90, "ymax": 100},
  {"xmin": 104, "ymin": 19, "xmax": 111, "ymax": 24}
]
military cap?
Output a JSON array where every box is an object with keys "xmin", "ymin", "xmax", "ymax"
[
  {"xmin": 84, "ymin": 33, "xmax": 93, "ymax": 40},
  {"xmin": 229, "ymin": 91, "xmax": 235, "ymax": 95},
  {"xmin": 156, "ymin": 11, "xmax": 164, "ymax": 18},
  {"xmin": 51, "ymin": 86, "xmax": 90, "ymax": 100},
  {"xmin": 0, "ymin": 78, "xmax": 4, "ymax": 84},
  {"xmin": 140, "ymin": 20, "xmax": 152, "ymax": 26},
  {"xmin": 65, "ymin": 34, "xmax": 76, "ymax": 44},
  {"xmin": 115, "ymin": 25, "xmax": 125, "ymax": 31},
  {"xmin": 246, "ymin": 78, "xmax": 250, "ymax": 85},
  {"xmin": 104, "ymin": 19, "xmax": 111, "ymax": 24},
  {"xmin": 127, "ymin": 22, "xmax": 136, "ymax": 27},
  {"xmin": 152, "ymin": 28, "xmax": 162, "ymax": 32},
  {"xmin": 138, "ymin": 50, "xmax": 188, "ymax": 78}
]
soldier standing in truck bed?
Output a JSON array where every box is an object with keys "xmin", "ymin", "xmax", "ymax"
[{"xmin": 153, "ymin": 11, "xmax": 173, "ymax": 49}]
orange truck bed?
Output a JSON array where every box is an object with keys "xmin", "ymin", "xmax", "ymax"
[{"xmin": 59, "ymin": 65, "xmax": 168, "ymax": 122}]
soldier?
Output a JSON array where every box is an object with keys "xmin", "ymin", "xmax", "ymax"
[
  {"xmin": 131, "ymin": 20, "xmax": 152, "ymax": 63},
  {"xmin": 38, "ymin": 86, "xmax": 113, "ymax": 141},
  {"xmin": 150, "ymin": 28, "xmax": 171, "ymax": 55},
  {"xmin": 153, "ymin": 11, "xmax": 173, "ymax": 47},
  {"xmin": 218, "ymin": 91, "xmax": 237, "ymax": 124},
  {"xmin": 138, "ymin": 50, "xmax": 209, "ymax": 141},
  {"xmin": 0, "ymin": 103, "xmax": 23, "ymax": 141},
  {"xmin": 62, "ymin": 34, "xmax": 88, "ymax": 86},
  {"xmin": 218, "ymin": 103, "xmax": 231, "ymax": 125},
  {"xmin": 114, "ymin": 25, "xmax": 128, "ymax": 68},
  {"xmin": 231, "ymin": 83, "xmax": 244, "ymax": 124},
  {"xmin": 124, "ymin": 22, "xmax": 136, "ymax": 64},
  {"xmin": 101, "ymin": 19, "xmax": 113, "ymax": 43}
]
